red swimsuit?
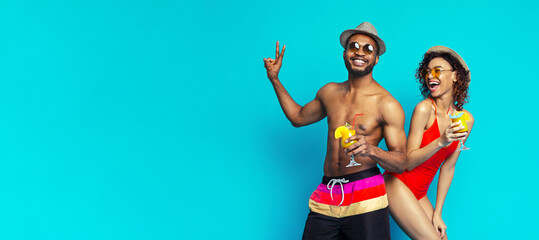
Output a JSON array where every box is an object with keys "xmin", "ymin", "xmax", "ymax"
[{"xmin": 385, "ymin": 99, "xmax": 458, "ymax": 200}]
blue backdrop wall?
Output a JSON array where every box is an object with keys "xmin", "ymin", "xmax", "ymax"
[{"xmin": 0, "ymin": 0, "xmax": 537, "ymax": 239}]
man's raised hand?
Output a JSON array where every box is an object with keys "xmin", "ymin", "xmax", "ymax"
[{"xmin": 263, "ymin": 41, "xmax": 286, "ymax": 82}]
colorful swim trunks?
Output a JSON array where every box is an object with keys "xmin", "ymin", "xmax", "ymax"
[{"xmin": 308, "ymin": 167, "xmax": 388, "ymax": 218}]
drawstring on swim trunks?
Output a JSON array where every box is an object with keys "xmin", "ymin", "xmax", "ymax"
[{"xmin": 327, "ymin": 178, "xmax": 349, "ymax": 206}]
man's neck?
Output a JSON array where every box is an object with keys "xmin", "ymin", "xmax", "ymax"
[{"xmin": 348, "ymin": 73, "xmax": 375, "ymax": 90}]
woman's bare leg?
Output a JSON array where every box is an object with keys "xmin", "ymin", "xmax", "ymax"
[
  {"xmin": 384, "ymin": 175, "xmax": 440, "ymax": 240},
  {"xmin": 418, "ymin": 196, "xmax": 447, "ymax": 239}
]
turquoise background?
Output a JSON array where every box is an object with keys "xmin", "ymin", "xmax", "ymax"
[{"xmin": 0, "ymin": 0, "xmax": 537, "ymax": 239}]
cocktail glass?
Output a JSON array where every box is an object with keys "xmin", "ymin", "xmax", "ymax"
[
  {"xmin": 334, "ymin": 114, "xmax": 364, "ymax": 167},
  {"xmin": 449, "ymin": 111, "xmax": 470, "ymax": 151}
]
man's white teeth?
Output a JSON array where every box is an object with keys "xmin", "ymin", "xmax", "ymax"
[{"xmin": 353, "ymin": 59, "xmax": 366, "ymax": 63}]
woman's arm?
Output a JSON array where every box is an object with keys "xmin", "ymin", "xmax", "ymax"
[
  {"xmin": 406, "ymin": 101, "xmax": 442, "ymax": 170},
  {"xmin": 432, "ymin": 150, "xmax": 458, "ymax": 238},
  {"xmin": 406, "ymin": 101, "xmax": 468, "ymax": 170},
  {"xmin": 432, "ymin": 110, "xmax": 474, "ymax": 238}
]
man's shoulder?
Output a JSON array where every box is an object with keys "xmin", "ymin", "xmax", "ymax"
[
  {"xmin": 371, "ymin": 82, "xmax": 394, "ymax": 98},
  {"xmin": 376, "ymin": 89, "xmax": 401, "ymax": 109},
  {"xmin": 372, "ymin": 87, "xmax": 405, "ymax": 124},
  {"xmin": 319, "ymin": 81, "xmax": 343, "ymax": 91},
  {"xmin": 317, "ymin": 81, "xmax": 344, "ymax": 97}
]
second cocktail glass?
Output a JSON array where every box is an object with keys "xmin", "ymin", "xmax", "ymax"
[{"xmin": 449, "ymin": 111, "xmax": 470, "ymax": 151}]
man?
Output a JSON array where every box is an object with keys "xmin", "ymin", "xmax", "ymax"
[{"xmin": 263, "ymin": 22, "xmax": 407, "ymax": 239}]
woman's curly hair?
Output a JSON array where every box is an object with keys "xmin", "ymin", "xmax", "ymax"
[{"xmin": 415, "ymin": 52, "xmax": 471, "ymax": 110}]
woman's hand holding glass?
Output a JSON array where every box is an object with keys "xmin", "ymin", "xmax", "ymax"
[
  {"xmin": 439, "ymin": 121, "xmax": 467, "ymax": 147},
  {"xmin": 450, "ymin": 112, "xmax": 470, "ymax": 151}
]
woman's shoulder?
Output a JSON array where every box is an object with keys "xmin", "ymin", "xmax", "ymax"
[
  {"xmin": 409, "ymin": 99, "xmax": 435, "ymax": 130},
  {"xmin": 413, "ymin": 99, "xmax": 433, "ymax": 116}
]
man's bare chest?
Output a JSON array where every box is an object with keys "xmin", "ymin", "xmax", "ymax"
[{"xmin": 323, "ymin": 97, "xmax": 383, "ymax": 136}]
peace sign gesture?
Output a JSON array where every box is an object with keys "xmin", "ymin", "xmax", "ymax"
[{"xmin": 263, "ymin": 41, "xmax": 286, "ymax": 82}]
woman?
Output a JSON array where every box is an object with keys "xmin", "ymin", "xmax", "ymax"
[{"xmin": 384, "ymin": 46, "xmax": 473, "ymax": 240}]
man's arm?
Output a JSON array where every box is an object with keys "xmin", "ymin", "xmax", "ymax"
[
  {"xmin": 264, "ymin": 41, "xmax": 326, "ymax": 127},
  {"xmin": 373, "ymin": 98, "xmax": 407, "ymax": 173},
  {"xmin": 345, "ymin": 97, "xmax": 407, "ymax": 173}
]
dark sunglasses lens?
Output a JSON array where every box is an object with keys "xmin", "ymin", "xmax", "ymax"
[
  {"xmin": 348, "ymin": 42, "xmax": 360, "ymax": 52},
  {"xmin": 363, "ymin": 44, "xmax": 374, "ymax": 54}
]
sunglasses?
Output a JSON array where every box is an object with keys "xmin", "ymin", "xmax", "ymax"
[
  {"xmin": 347, "ymin": 42, "xmax": 375, "ymax": 55},
  {"xmin": 421, "ymin": 67, "xmax": 454, "ymax": 80}
]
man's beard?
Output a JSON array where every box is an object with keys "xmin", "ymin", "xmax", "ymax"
[{"xmin": 345, "ymin": 60, "xmax": 375, "ymax": 78}]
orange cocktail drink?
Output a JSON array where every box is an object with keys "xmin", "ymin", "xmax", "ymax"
[
  {"xmin": 451, "ymin": 111, "xmax": 469, "ymax": 133},
  {"xmin": 334, "ymin": 114, "xmax": 364, "ymax": 167},
  {"xmin": 336, "ymin": 124, "xmax": 357, "ymax": 148},
  {"xmin": 449, "ymin": 111, "xmax": 470, "ymax": 151}
]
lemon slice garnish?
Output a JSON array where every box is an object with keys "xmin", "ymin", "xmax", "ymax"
[
  {"xmin": 335, "ymin": 126, "xmax": 348, "ymax": 139},
  {"xmin": 464, "ymin": 112, "xmax": 470, "ymax": 121}
]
